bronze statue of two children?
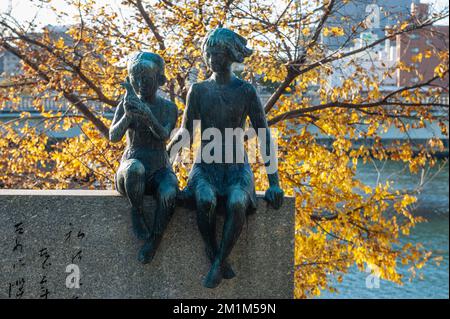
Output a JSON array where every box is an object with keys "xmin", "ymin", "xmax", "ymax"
[{"xmin": 109, "ymin": 28, "xmax": 284, "ymax": 289}]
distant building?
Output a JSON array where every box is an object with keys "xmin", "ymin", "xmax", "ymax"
[
  {"xmin": 0, "ymin": 50, "xmax": 21, "ymax": 78},
  {"xmin": 0, "ymin": 24, "xmax": 82, "ymax": 80},
  {"xmin": 323, "ymin": 2, "xmax": 448, "ymax": 152},
  {"xmin": 324, "ymin": 0, "xmax": 418, "ymax": 49},
  {"xmin": 396, "ymin": 3, "xmax": 449, "ymax": 87},
  {"xmin": 328, "ymin": 2, "xmax": 449, "ymax": 91}
]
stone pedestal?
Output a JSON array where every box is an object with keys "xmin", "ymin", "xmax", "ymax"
[{"xmin": 0, "ymin": 190, "xmax": 294, "ymax": 299}]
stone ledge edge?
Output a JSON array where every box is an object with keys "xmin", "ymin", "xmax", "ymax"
[{"xmin": 0, "ymin": 189, "xmax": 295, "ymax": 199}]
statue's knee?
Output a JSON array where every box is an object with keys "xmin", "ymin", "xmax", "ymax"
[
  {"xmin": 124, "ymin": 160, "xmax": 145, "ymax": 179},
  {"xmin": 196, "ymin": 191, "xmax": 216, "ymax": 212},
  {"xmin": 114, "ymin": 174, "xmax": 125, "ymax": 195},
  {"xmin": 228, "ymin": 191, "xmax": 248, "ymax": 214},
  {"xmin": 159, "ymin": 186, "xmax": 177, "ymax": 205}
]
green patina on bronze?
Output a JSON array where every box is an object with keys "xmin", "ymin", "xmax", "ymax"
[
  {"xmin": 169, "ymin": 28, "xmax": 284, "ymax": 288},
  {"xmin": 110, "ymin": 28, "xmax": 284, "ymax": 289},
  {"xmin": 110, "ymin": 51, "xmax": 179, "ymax": 264}
]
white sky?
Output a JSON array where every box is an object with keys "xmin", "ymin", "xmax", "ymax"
[
  {"xmin": 422, "ymin": 0, "xmax": 450, "ymax": 24},
  {"xmin": 1, "ymin": 0, "xmax": 449, "ymax": 27}
]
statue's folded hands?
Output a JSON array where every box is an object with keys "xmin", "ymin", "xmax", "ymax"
[
  {"xmin": 122, "ymin": 79, "xmax": 172, "ymax": 142},
  {"xmin": 122, "ymin": 80, "xmax": 153, "ymax": 118}
]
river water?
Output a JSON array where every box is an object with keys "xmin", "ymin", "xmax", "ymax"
[{"xmin": 319, "ymin": 160, "xmax": 449, "ymax": 299}]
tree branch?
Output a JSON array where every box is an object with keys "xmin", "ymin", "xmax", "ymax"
[
  {"xmin": 264, "ymin": 9, "xmax": 448, "ymax": 115},
  {"xmin": 268, "ymin": 73, "xmax": 449, "ymax": 126},
  {"xmin": 133, "ymin": 0, "xmax": 166, "ymax": 50},
  {"xmin": 0, "ymin": 41, "xmax": 110, "ymax": 138},
  {"xmin": 264, "ymin": 0, "xmax": 336, "ymax": 113},
  {"xmin": 0, "ymin": 19, "xmax": 118, "ymax": 106}
]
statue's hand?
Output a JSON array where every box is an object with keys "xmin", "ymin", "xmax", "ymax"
[
  {"xmin": 123, "ymin": 99, "xmax": 138, "ymax": 117},
  {"xmin": 121, "ymin": 78, "xmax": 147, "ymax": 117},
  {"xmin": 125, "ymin": 100, "xmax": 147, "ymax": 118},
  {"xmin": 264, "ymin": 185, "xmax": 284, "ymax": 210}
]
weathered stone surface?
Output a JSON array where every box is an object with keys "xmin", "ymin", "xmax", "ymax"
[{"xmin": 0, "ymin": 190, "xmax": 294, "ymax": 299}]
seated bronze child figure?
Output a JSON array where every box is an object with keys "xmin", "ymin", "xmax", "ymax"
[
  {"xmin": 109, "ymin": 51, "xmax": 179, "ymax": 264},
  {"xmin": 169, "ymin": 28, "xmax": 284, "ymax": 288}
]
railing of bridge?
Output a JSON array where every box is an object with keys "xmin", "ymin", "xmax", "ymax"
[
  {"xmin": 0, "ymin": 92, "xmax": 448, "ymax": 116},
  {"xmin": 0, "ymin": 95, "xmax": 113, "ymax": 115}
]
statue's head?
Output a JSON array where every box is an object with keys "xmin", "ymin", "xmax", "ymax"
[
  {"xmin": 127, "ymin": 51, "xmax": 166, "ymax": 99},
  {"xmin": 202, "ymin": 28, "xmax": 253, "ymax": 72}
]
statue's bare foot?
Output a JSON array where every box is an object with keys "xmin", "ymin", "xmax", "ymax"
[
  {"xmin": 203, "ymin": 260, "xmax": 223, "ymax": 289},
  {"xmin": 204, "ymin": 246, "xmax": 235, "ymax": 280},
  {"xmin": 222, "ymin": 261, "xmax": 236, "ymax": 280},
  {"xmin": 138, "ymin": 240, "xmax": 156, "ymax": 264},
  {"xmin": 131, "ymin": 208, "xmax": 150, "ymax": 240}
]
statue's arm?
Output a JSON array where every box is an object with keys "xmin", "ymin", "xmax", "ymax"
[
  {"xmin": 248, "ymin": 85, "xmax": 280, "ymax": 188},
  {"xmin": 138, "ymin": 105, "xmax": 172, "ymax": 141},
  {"xmin": 109, "ymin": 99, "xmax": 131, "ymax": 143},
  {"xmin": 165, "ymin": 101, "xmax": 179, "ymax": 139},
  {"xmin": 167, "ymin": 85, "xmax": 197, "ymax": 154}
]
